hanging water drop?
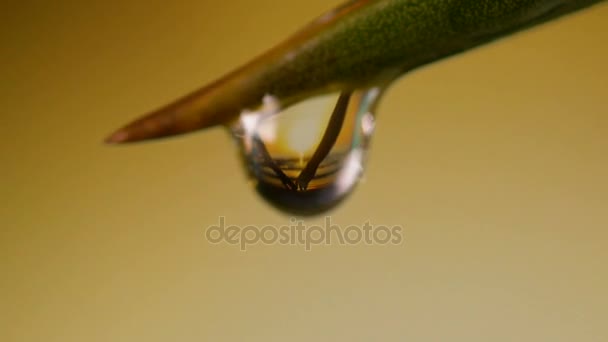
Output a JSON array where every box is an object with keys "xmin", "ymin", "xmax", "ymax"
[{"xmin": 229, "ymin": 87, "xmax": 384, "ymax": 215}]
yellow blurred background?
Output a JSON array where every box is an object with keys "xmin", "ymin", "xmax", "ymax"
[{"xmin": 2, "ymin": 1, "xmax": 607, "ymax": 341}]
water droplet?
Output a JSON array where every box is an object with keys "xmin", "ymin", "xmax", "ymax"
[{"xmin": 229, "ymin": 87, "xmax": 383, "ymax": 215}]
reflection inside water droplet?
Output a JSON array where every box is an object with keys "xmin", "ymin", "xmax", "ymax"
[{"xmin": 229, "ymin": 87, "xmax": 383, "ymax": 215}]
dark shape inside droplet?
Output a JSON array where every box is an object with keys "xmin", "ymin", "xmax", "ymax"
[{"xmin": 256, "ymin": 180, "xmax": 350, "ymax": 216}]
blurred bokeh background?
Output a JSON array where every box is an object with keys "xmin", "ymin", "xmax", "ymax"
[{"xmin": 2, "ymin": 1, "xmax": 607, "ymax": 341}]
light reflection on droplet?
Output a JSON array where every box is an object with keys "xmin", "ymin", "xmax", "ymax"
[{"xmin": 361, "ymin": 113, "xmax": 375, "ymax": 136}]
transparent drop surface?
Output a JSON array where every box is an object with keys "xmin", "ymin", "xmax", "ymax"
[{"xmin": 230, "ymin": 87, "xmax": 383, "ymax": 215}]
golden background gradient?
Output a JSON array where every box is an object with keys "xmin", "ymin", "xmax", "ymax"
[{"xmin": 2, "ymin": 1, "xmax": 607, "ymax": 341}]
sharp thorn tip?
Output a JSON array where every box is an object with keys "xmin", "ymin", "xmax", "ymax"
[{"xmin": 104, "ymin": 130, "xmax": 129, "ymax": 144}]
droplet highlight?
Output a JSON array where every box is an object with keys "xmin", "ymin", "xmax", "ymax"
[{"xmin": 230, "ymin": 87, "xmax": 383, "ymax": 215}]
